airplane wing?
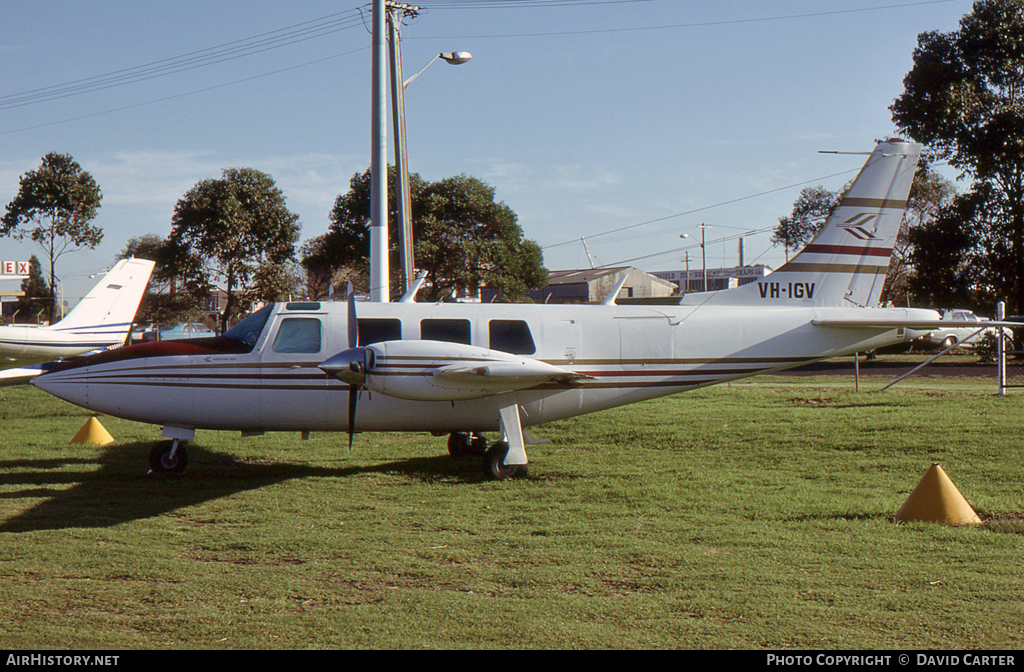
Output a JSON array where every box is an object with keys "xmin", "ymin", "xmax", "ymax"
[
  {"xmin": 0, "ymin": 363, "xmax": 46, "ymax": 386},
  {"xmin": 0, "ymin": 348, "xmax": 111, "ymax": 385}
]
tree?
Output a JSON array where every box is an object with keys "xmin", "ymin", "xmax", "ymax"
[
  {"xmin": 165, "ymin": 168, "xmax": 300, "ymax": 331},
  {"xmin": 1, "ymin": 153, "xmax": 103, "ymax": 322},
  {"xmin": 116, "ymin": 234, "xmax": 200, "ymax": 328},
  {"xmin": 891, "ymin": 0, "xmax": 1024, "ymax": 312},
  {"xmin": 14, "ymin": 255, "xmax": 51, "ymax": 323},
  {"xmin": 310, "ymin": 166, "xmax": 548, "ymax": 302},
  {"xmin": 771, "ymin": 185, "xmax": 842, "ymax": 259}
]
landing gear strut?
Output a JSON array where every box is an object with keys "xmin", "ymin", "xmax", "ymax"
[{"xmin": 149, "ymin": 439, "xmax": 188, "ymax": 474}]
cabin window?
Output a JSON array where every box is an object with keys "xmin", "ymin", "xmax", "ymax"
[
  {"xmin": 421, "ymin": 319, "xmax": 472, "ymax": 345},
  {"xmin": 224, "ymin": 304, "xmax": 274, "ymax": 350},
  {"xmin": 272, "ymin": 318, "xmax": 322, "ymax": 354},
  {"xmin": 358, "ymin": 318, "xmax": 401, "ymax": 345},
  {"xmin": 489, "ymin": 319, "xmax": 536, "ymax": 355}
]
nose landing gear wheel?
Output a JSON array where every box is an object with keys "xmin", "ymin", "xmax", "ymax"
[
  {"xmin": 149, "ymin": 440, "xmax": 188, "ymax": 474},
  {"xmin": 482, "ymin": 442, "xmax": 528, "ymax": 481}
]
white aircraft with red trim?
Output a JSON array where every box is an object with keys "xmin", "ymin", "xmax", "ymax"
[
  {"xmin": 0, "ymin": 258, "xmax": 155, "ymax": 385},
  {"xmin": 30, "ymin": 140, "xmax": 1011, "ymax": 478}
]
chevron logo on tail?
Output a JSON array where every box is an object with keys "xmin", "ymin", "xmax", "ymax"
[{"xmin": 840, "ymin": 213, "xmax": 879, "ymax": 240}]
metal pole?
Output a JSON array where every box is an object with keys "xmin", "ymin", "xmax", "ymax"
[
  {"xmin": 700, "ymin": 224, "xmax": 708, "ymax": 292},
  {"xmin": 998, "ymin": 300, "xmax": 1006, "ymax": 396},
  {"xmin": 369, "ymin": 0, "xmax": 389, "ymax": 302},
  {"xmin": 684, "ymin": 251, "xmax": 690, "ymax": 293},
  {"xmin": 388, "ymin": 8, "xmax": 415, "ymax": 296}
]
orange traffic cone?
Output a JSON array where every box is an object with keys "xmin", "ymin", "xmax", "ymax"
[
  {"xmin": 70, "ymin": 417, "xmax": 115, "ymax": 446},
  {"xmin": 896, "ymin": 463, "xmax": 981, "ymax": 525}
]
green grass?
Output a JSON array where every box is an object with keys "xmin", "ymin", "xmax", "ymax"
[{"xmin": 1, "ymin": 368, "xmax": 1023, "ymax": 649}]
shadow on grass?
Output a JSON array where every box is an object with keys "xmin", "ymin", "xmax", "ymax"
[{"xmin": 0, "ymin": 441, "xmax": 484, "ymax": 533}]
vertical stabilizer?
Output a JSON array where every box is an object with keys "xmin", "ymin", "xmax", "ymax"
[
  {"xmin": 51, "ymin": 258, "xmax": 156, "ymax": 340},
  {"xmin": 693, "ymin": 139, "xmax": 921, "ymax": 307}
]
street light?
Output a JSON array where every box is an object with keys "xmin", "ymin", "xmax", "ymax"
[
  {"xmin": 370, "ymin": 1, "xmax": 470, "ymax": 300},
  {"xmin": 404, "ymin": 52, "xmax": 473, "ymax": 88},
  {"xmin": 390, "ymin": 41, "xmax": 472, "ymax": 296},
  {"xmin": 679, "ymin": 234, "xmax": 690, "ymax": 293}
]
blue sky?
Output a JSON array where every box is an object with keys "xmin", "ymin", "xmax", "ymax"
[{"xmin": 0, "ymin": 0, "xmax": 971, "ymax": 305}]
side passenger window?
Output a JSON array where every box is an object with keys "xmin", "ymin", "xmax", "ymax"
[
  {"xmin": 272, "ymin": 318, "xmax": 322, "ymax": 354},
  {"xmin": 358, "ymin": 318, "xmax": 401, "ymax": 345},
  {"xmin": 489, "ymin": 319, "xmax": 535, "ymax": 355},
  {"xmin": 421, "ymin": 319, "xmax": 472, "ymax": 344}
]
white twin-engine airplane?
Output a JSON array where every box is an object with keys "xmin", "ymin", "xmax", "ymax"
[
  {"xmin": 0, "ymin": 258, "xmax": 155, "ymax": 385},
  {"xmin": 30, "ymin": 140, "xmax": 1006, "ymax": 478}
]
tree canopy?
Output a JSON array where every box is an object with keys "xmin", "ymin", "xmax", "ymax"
[
  {"xmin": 1, "ymin": 152, "xmax": 103, "ymax": 322},
  {"xmin": 165, "ymin": 168, "xmax": 300, "ymax": 331},
  {"xmin": 306, "ymin": 167, "xmax": 547, "ymax": 302},
  {"xmin": 892, "ymin": 0, "xmax": 1024, "ymax": 312},
  {"xmin": 770, "ymin": 185, "xmax": 842, "ymax": 259},
  {"xmin": 14, "ymin": 255, "xmax": 51, "ymax": 323}
]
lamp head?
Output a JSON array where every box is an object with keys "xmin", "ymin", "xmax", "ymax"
[{"xmin": 440, "ymin": 51, "xmax": 472, "ymax": 65}]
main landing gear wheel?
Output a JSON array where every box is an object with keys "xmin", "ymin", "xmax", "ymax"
[
  {"xmin": 149, "ymin": 439, "xmax": 188, "ymax": 475},
  {"xmin": 482, "ymin": 441, "xmax": 528, "ymax": 481},
  {"xmin": 447, "ymin": 432, "xmax": 488, "ymax": 458}
]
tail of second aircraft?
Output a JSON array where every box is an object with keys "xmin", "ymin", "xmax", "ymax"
[
  {"xmin": 51, "ymin": 258, "xmax": 156, "ymax": 342},
  {"xmin": 692, "ymin": 139, "xmax": 922, "ymax": 308}
]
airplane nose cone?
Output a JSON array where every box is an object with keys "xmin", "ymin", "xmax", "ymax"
[
  {"xmin": 32, "ymin": 368, "xmax": 89, "ymax": 408},
  {"xmin": 319, "ymin": 347, "xmax": 371, "ymax": 386}
]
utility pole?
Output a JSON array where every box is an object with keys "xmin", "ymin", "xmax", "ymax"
[
  {"xmin": 698, "ymin": 223, "xmax": 711, "ymax": 292},
  {"xmin": 388, "ymin": 2, "xmax": 420, "ymax": 296},
  {"xmin": 369, "ymin": 0, "xmax": 389, "ymax": 302},
  {"xmin": 683, "ymin": 251, "xmax": 690, "ymax": 293}
]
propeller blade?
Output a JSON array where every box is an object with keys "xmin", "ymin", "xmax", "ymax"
[
  {"xmin": 347, "ymin": 385, "xmax": 358, "ymax": 451},
  {"xmin": 347, "ymin": 282, "xmax": 358, "ymax": 348}
]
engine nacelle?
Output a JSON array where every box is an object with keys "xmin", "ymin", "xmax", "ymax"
[{"xmin": 321, "ymin": 339, "xmax": 585, "ymax": 402}]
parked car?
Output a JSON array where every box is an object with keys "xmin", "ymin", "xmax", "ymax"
[
  {"xmin": 130, "ymin": 324, "xmax": 158, "ymax": 343},
  {"xmin": 913, "ymin": 309, "xmax": 1002, "ymax": 349},
  {"xmin": 158, "ymin": 322, "xmax": 214, "ymax": 340}
]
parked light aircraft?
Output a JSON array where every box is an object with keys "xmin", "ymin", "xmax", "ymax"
[
  {"xmin": 0, "ymin": 258, "xmax": 155, "ymax": 385},
  {"xmin": 30, "ymin": 141, "xmax": 1014, "ymax": 478}
]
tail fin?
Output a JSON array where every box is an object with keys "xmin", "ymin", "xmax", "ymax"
[
  {"xmin": 697, "ymin": 139, "xmax": 921, "ymax": 307},
  {"xmin": 52, "ymin": 258, "xmax": 156, "ymax": 340}
]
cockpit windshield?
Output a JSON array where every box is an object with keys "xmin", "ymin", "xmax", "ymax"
[{"xmin": 224, "ymin": 304, "xmax": 274, "ymax": 350}]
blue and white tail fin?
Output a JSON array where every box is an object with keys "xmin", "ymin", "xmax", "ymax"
[
  {"xmin": 694, "ymin": 139, "xmax": 921, "ymax": 308},
  {"xmin": 51, "ymin": 258, "xmax": 156, "ymax": 340}
]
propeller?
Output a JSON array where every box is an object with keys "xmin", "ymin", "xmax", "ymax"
[{"xmin": 318, "ymin": 283, "xmax": 372, "ymax": 450}]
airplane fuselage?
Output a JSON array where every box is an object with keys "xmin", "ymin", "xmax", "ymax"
[{"xmin": 32, "ymin": 299, "xmax": 936, "ymax": 435}]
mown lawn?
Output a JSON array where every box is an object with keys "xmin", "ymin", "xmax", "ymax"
[{"xmin": 0, "ymin": 372, "xmax": 1021, "ymax": 649}]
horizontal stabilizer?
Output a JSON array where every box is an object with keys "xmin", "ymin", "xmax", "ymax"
[{"xmin": 813, "ymin": 318, "xmax": 1021, "ymax": 330}]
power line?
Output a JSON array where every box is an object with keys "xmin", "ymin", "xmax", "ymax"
[
  {"xmin": 0, "ymin": 10, "xmax": 365, "ymax": 111},
  {"xmin": 541, "ymin": 166, "xmax": 862, "ymax": 250},
  {"xmin": 412, "ymin": 0, "xmax": 962, "ymax": 39},
  {"xmin": 0, "ymin": 47, "xmax": 369, "ymax": 136}
]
